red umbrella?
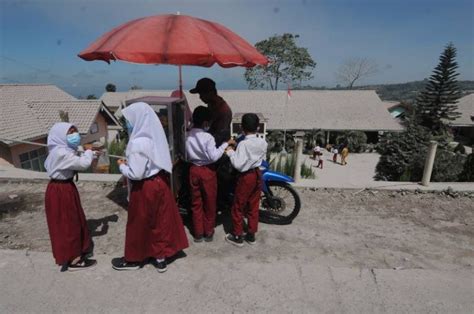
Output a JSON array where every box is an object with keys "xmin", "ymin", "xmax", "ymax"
[{"xmin": 78, "ymin": 14, "xmax": 268, "ymax": 93}]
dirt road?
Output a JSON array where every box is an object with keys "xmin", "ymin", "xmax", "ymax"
[{"xmin": 1, "ymin": 179, "xmax": 473, "ymax": 271}]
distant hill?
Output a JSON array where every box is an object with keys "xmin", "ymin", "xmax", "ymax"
[{"xmin": 298, "ymin": 80, "xmax": 474, "ymax": 103}]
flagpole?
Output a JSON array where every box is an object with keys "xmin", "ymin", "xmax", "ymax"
[{"xmin": 282, "ymin": 83, "xmax": 291, "ymax": 154}]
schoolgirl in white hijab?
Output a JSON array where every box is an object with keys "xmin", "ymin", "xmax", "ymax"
[
  {"xmin": 44, "ymin": 122, "xmax": 94, "ymax": 179},
  {"xmin": 43, "ymin": 122, "xmax": 96, "ymax": 272},
  {"xmin": 114, "ymin": 102, "xmax": 188, "ymax": 272},
  {"xmin": 118, "ymin": 102, "xmax": 172, "ymax": 180}
]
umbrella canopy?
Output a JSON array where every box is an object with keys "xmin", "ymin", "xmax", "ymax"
[{"xmin": 78, "ymin": 14, "xmax": 268, "ymax": 68}]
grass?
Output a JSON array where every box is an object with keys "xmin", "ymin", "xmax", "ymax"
[{"xmin": 269, "ymin": 153, "xmax": 316, "ymax": 179}]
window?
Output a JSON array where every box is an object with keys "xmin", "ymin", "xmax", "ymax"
[
  {"xmin": 90, "ymin": 122, "xmax": 99, "ymax": 134},
  {"xmin": 19, "ymin": 148, "xmax": 47, "ymax": 172}
]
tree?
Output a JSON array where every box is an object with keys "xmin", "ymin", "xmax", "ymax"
[
  {"xmin": 335, "ymin": 57, "xmax": 378, "ymax": 89},
  {"xmin": 130, "ymin": 85, "xmax": 142, "ymax": 90},
  {"xmin": 86, "ymin": 94, "xmax": 97, "ymax": 99},
  {"xmin": 105, "ymin": 83, "xmax": 117, "ymax": 92},
  {"xmin": 244, "ymin": 33, "xmax": 316, "ymax": 90},
  {"xmin": 375, "ymin": 119, "xmax": 431, "ymax": 181},
  {"xmin": 414, "ymin": 43, "xmax": 461, "ymax": 133}
]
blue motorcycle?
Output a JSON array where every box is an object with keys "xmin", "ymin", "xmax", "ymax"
[
  {"xmin": 258, "ymin": 160, "xmax": 301, "ymax": 225},
  {"xmin": 176, "ymin": 159, "xmax": 301, "ymax": 225}
]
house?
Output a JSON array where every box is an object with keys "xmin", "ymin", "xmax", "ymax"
[
  {"xmin": 102, "ymin": 89, "xmax": 403, "ymax": 144},
  {"xmin": 449, "ymin": 94, "xmax": 474, "ymax": 144},
  {"xmin": 0, "ymin": 84, "xmax": 120, "ymax": 170}
]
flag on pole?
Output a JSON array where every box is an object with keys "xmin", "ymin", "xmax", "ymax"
[{"xmin": 287, "ymin": 83, "xmax": 292, "ymax": 100}]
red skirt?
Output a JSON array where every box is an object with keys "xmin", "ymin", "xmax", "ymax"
[
  {"xmin": 125, "ymin": 172, "xmax": 189, "ymax": 262},
  {"xmin": 45, "ymin": 180, "xmax": 92, "ymax": 265}
]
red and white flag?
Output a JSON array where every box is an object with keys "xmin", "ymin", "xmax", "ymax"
[{"xmin": 287, "ymin": 83, "xmax": 292, "ymax": 100}]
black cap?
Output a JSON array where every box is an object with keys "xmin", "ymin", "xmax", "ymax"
[{"xmin": 190, "ymin": 78, "xmax": 216, "ymax": 94}]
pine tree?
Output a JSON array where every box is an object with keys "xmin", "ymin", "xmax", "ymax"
[{"xmin": 415, "ymin": 43, "xmax": 462, "ymax": 133}]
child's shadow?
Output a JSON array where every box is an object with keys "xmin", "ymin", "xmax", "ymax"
[
  {"xmin": 87, "ymin": 214, "xmax": 119, "ymax": 237},
  {"xmin": 106, "ymin": 179, "xmax": 128, "ymax": 210}
]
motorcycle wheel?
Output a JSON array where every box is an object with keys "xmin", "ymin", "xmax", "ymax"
[{"xmin": 260, "ymin": 181, "xmax": 301, "ymax": 225}]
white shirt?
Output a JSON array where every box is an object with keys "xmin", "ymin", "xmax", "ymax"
[
  {"xmin": 120, "ymin": 138, "xmax": 161, "ymax": 180},
  {"xmin": 119, "ymin": 102, "xmax": 172, "ymax": 180},
  {"xmin": 44, "ymin": 122, "xmax": 94, "ymax": 180},
  {"xmin": 46, "ymin": 149, "xmax": 94, "ymax": 180},
  {"xmin": 186, "ymin": 128, "xmax": 228, "ymax": 166},
  {"xmin": 226, "ymin": 134, "xmax": 268, "ymax": 172}
]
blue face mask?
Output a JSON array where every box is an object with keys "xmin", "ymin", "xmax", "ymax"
[
  {"xmin": 126, "ymin": 120, "xmax": 133, "ymax": 134},
  {"xmin": 66, "ymin": 132, "xmax": 81, "ymax": 149}
]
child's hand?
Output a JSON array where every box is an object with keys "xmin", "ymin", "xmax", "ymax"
[{"xmin": 227, "ymin": 138, "xmax": 236, "ymax": 146}]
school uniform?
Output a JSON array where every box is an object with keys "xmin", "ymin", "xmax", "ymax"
[
  {"xmin": 44, "ymin": 122, "xmax": 93, "ymax": 265},
  {"xmin": 226, "ymin": 134, "xmax": 268, "ymax": 236},
  {"xmin": 186, "ymin": 128, "xmax": 228, "ymax": 238},
  {"xmin": 120, "ymin": 102, "xmax": 188, "ymax": 263}
]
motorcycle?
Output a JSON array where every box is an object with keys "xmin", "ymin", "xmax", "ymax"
[
  {"xmin": 258, "ymin": 160, "xmax": 301, "ymax": 225},
  {"xmin": 177, "ymin": 158, "xmax": 301, "ymax": 225}
]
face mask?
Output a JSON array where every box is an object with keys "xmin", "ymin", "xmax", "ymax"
[
  {"xmin": 203, "ymin": 126, "xmax": 210, "ymax": 132},
  {"xmin": 126, "ymin": 120, "xmax": 133, "ymax": 134},
  {"xmin": 66, "ymin": 132, "xmax": 81, "ymax": 149}
]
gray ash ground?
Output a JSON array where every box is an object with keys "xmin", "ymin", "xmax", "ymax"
[{"xmin": 1, "ymin": 180, "xmax": 473, "ymax": 271}]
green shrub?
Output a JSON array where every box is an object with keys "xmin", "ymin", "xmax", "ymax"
[
  {"xmin": 459, "ymin": 152, "xmax": 474, "ymax": 182},
  {"xmin": 336, "ymin": 131, "xmax": 367, "ymax": 153},
  {"xmin": 108, "ymin": 139, "xmax": 127, "ymax": 174},
  {"xmin": 431, "ymin": 150, "xmax": 466, "ymax": 182},
  {"xmin": 300, "ymin": 161, "xmax": 316, "ymax": 179}
]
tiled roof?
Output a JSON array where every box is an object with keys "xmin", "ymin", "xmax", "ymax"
[
  {"xmin": 27, "ymin": 100, "xmax": 103, "ymax": 134},
  {"xmin": 0, "ymin": 84, "xmax": 116, "ymax": 146},
  {"xmin": 101, "ymin": 90, "xmax": 403, "ymax": 131},
  {"xmin": 0, "ymin": 84, "xmax": 76, "ymax": 144},
  {"xmin": 449, "ymin": 94, "xmax": 474, "ymax": 126}
]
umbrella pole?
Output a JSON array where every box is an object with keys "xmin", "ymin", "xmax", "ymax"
[{"xmin": 179, "ymin": 65, "xmax": 183, "ymax": 97}]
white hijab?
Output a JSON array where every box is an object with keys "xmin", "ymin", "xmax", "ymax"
[
  {"xmin": 44, "ymin": 122, "xmax": 75, "ymax": 177},
  {"xmin": 122, "ymin": 102, "xmax": 173, "ymax": 173}
]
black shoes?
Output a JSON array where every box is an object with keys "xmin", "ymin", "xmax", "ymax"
[
  {"xmin": 245, "ymin": 233, "xmax": 256, "ymax": 245},
  {"xmin": 111, "ymin": 257, "xmax": 142, "ymax": 271},
  {"xmin": 195, "ymin": 232, "xmax": 214, "ymax": 242},
  {"xmin": 204, "ymin": 233, "xmax": 214, "ymax": 242},
  {"xmin": 64, "ymin": 258, "xmax": 97, "ymax": 272},
  {"xmin": 225, "ymin": 234, "xmax": 244, "ymax": 247},
  {"xmin": 153, "ymin": 259, "xmax": 168, "ymax": 273}
]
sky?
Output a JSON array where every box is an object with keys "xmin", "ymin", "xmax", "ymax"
[{"xmin": 0, "ymin": 0, "xmax": 473, "ymax": 98}]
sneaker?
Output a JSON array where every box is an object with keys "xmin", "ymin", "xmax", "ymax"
[
  {"xmin": 194, "ymin": 236, "xmax": 203, "ymax": 243},
  {"xmin": 153, "ymin": 259, "xmax": 168, "ymax": 273},
  {"xmin": 245, "ymin": 233, "xmax": 256, "ymax": 245},
  {"xmin": 225, "ymin": 233, "xmax": 244, "ymax": 247},
  {"xmin": 67, "ymin": 258, "xmax": 97, "ymax": 272},
  {"xmin": 204, "ymin": 233, "xmax": 214, "ymax": 242},
  {"xmin": 111, "ymin": 257, "xmax": 141, "ymax": 271}
]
